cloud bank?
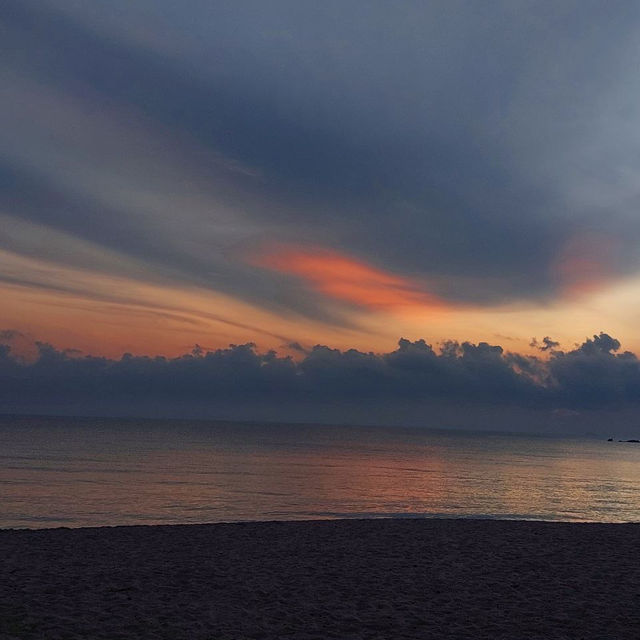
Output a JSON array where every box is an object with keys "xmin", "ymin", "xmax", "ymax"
[{"xmin": 2, "ymin": 331, "xmax": 639, "ymax": 434}]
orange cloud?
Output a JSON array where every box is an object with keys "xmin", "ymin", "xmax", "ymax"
[
  {"xmin": 553, "ymin": 232, "xmax": 619, "ymax": 297},
  {"xmin": 0, "ymin": 247, "xmax": 399, "ymax": 358},
  {"xmin": 254, "ymin": 246, "xmax": 444, "ymax": 312}
]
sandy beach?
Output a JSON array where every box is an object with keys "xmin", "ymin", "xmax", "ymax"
[{"xmin": 1, "ymin": 518, "xmax": 639, "ymax": 639}]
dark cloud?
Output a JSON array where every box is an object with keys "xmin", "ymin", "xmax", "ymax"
[
  {"xmin": 286, "ymin": 342, "xmax": 308, "ymax": 354},
  {"xmin": 530, "ymin": 336, "xmax": 560, "ymax": 352},
  {"xmin": 0, "ymin": 329, "xmax": 24, "ymax": 341},
  {"xmin": 547, "ymin": 333, "xmax": 640, "ymax": 408},
  {"xmin": 2, "ymin": 332, "xmax": 639, "ymax": 430},
  {"xmin": 3, "ymin": 1, "xmax": 640, "ymax": 314}
]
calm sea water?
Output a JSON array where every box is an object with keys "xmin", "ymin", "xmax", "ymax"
[{"xmin": 2, "ymin": 415, "xmax": 640, "ymax": 528}]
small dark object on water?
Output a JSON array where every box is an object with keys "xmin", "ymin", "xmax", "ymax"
[
  {"xmin": 608, "ymin": 438, "xmax": 614, "ymax": 441},
  {"xmin": 618, "ymin": 439, "xmax": 640, "ymax": 443}
]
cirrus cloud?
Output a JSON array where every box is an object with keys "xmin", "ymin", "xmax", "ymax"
[{"xmin": 252, "ymin": 246, "xmax": 445, "ymax": 312}]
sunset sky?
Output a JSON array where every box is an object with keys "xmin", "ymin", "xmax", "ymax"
[
  {"xmin": 3, "ymin": 0, "xmax": 640, "ymax": 355},
  {"xmin": 3, "ymin": 2, "xmax": 640, "ymax": 427}
]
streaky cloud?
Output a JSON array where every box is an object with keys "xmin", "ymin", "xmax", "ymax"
[
  {"xmin": 4, "ymin": 0, "xmax": 640, "ymax": 316},
  {"xmin": 252, "ymin": 246, "xmax": 445, "ymax": 312}
]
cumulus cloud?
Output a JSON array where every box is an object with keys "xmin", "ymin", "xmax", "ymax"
[
  {"xmin": 0, "ymin": 329, "xmax": 24, "ymax": 341},
  {"xmin": 530, "ymin": 336, "xmax": 560, "ymax": 352},
  {"xmin": 2, "ymin": 332, "xmax": 639, "ymax": 429},
  {"xmin": 547, "ymin": 333, "xmax": 640, "ymax": 408}
]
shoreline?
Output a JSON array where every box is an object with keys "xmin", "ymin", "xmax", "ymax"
[
  {"xmin": 2, "ymin": 518, "xmax": 639, "ymax": 639},
  {"xmin": 2, "ymin": 513, "xmax": 639, "ymax": 532}
]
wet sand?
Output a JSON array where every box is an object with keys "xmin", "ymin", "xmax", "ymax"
[{"xmin": 1, "ymin": 518, "xmax": 639, "ymax": 639}]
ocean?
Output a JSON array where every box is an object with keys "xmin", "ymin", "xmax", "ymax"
[{"xmin": 2, "ymin": 414, "xmax": 640, "ymax": 528}]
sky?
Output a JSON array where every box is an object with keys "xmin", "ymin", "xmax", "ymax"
[{"xmin": 3, "ymin": 1, "xmax": 640, "ymax": 429}]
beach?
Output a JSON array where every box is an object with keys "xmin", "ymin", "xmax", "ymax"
[{"xmin": 1, "ymin": 519, "xmax": 639, "ymax": 639}]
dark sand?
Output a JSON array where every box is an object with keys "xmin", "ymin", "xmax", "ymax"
[{"xmin": 1, "ymin": 519, "xmax": 639, "ymax": 639}]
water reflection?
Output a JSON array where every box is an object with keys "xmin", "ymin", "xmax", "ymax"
[{"xmin": 2, "ymin": 416, "xmax": 640, "ymax": 528}]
